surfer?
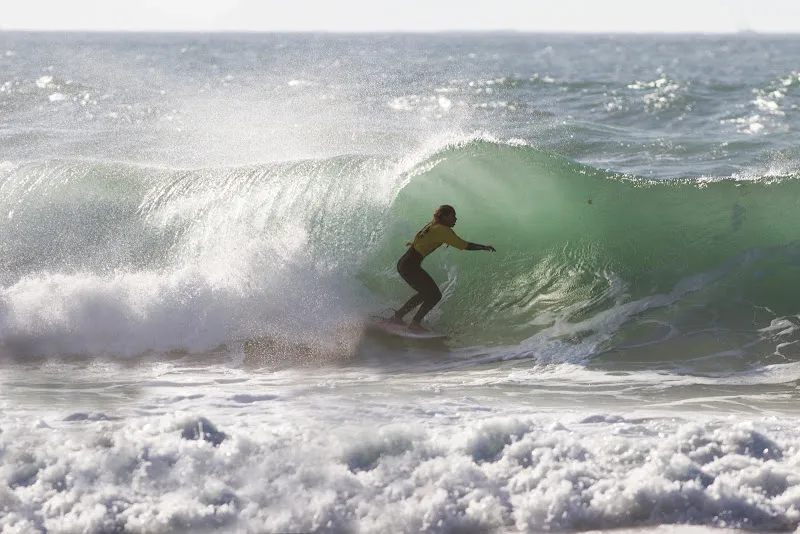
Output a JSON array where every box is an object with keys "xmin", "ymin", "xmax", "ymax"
[{"xmin": 389, "ymin": 205, "xmax": 495, "ymax": 332}]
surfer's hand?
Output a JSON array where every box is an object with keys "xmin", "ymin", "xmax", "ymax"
[{"xmin": 484, "ymin": 245, "xmax": 496, "ymax": 252}]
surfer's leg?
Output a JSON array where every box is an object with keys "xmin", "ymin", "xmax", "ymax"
[
  {"xmin": 393, "ymin": 249, "xmax": 427, "ymax": 322},
  {"xmin": 411, "ymin": 269, "xmax": 441, "ymax": 324},
  {"xmin": 394, "ymin": 293, "xmax": 425, "ymax": 321}
]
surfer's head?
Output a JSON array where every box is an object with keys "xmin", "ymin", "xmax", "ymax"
[{"xmin": 434, "ymin": 204, "xmax": 457, "ymax": 227}]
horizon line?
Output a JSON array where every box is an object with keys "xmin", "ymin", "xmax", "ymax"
[{"xmin": 2, "ymin": 28, "xmax": 799, "ymax": 36}]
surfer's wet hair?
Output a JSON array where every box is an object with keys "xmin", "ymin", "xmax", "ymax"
[{"xmin": 434, "ymin": 205, "xmax": 455, "ymax": 221}]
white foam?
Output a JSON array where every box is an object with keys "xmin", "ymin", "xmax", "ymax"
[
  {"xmin": 0, "ymin": 263, "xmax": 358, "ymax": 358},
  {"xmin": 2, "ymin": 397, "xmax": 800, "ymax": 533},
  {"xmin": 0, "ymin": 161, "xmax": 17, "ymax": 173},
  {"xmin": 35, "ymin": 76, "xmax": 53, "ymax": 89}
]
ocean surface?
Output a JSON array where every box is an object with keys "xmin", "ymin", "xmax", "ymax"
[{"xmin": 3, "ymin": 31, "xmax": 800, "ymax": 533}]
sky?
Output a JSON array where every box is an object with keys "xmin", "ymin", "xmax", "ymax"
[{"xmin": 2, "ymin": 0, "xmax": 800, "ymax": 33}]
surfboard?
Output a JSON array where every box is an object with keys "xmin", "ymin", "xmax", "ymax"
[{"xmin": 368, "ymin": 319, "xmax": 447, "ymax": 339}]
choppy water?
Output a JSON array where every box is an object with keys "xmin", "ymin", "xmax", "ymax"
[{"xmin": 3, "ymin": 32, "xmax": 800, "ymax": 533}]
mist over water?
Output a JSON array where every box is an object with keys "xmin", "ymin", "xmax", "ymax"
[{"xmin": 4, "ymin": 32, "xmax": 800, "ymax": 533}]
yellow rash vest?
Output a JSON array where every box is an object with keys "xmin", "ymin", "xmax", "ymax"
[{"xmin": 407, "ymin": 222, "xmax": 468, "ymax": 257}]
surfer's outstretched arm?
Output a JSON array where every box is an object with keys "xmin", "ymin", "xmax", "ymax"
[
  {"xmin": 439, "ymin": 229, "xmax": 495, "ymax": 252},
  {"xmin": 466, "ymin": 242, "xmax": 496, "ymax": 252}
]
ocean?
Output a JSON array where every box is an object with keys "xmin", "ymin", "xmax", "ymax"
[{"xmin": 2, "ymin": 31, "xmax": 800, "ymax": 533}]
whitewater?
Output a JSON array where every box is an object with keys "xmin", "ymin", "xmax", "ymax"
[{"xmin": 3, "ymin": 32, "xmax": 800, "ymax": 533}]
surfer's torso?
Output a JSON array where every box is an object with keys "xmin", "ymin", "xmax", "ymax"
[{"xmin": 408, "ymin": 222, "xmax": 468, "ymax": 258}]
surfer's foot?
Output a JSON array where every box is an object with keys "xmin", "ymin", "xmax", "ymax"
[
  {"xmin": 408, "ymin": 322, "xmax": 428, "ymax": 332},
  {"xmin": 388, "ymin": 313, "xmax": 405, "ymax": 325}
]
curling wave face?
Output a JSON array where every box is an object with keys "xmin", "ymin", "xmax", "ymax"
[{"xmin": 3, "ymin": 139, "xmax": 800, "ymax": 366}]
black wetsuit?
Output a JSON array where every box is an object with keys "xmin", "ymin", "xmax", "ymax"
[{"xmin": 395, "ymin": 247, "xmax": 442, "ymax": 323}]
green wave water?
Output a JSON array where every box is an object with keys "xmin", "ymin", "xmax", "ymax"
[{"xmin": 365, "ymin": 141, "xmax": 800, "ymax": 353}]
